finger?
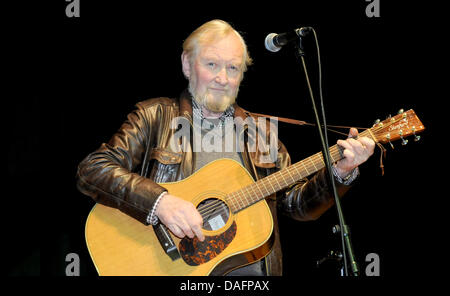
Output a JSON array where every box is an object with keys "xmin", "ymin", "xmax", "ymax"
[
  {"xmin": 337, "ymin": 139, "xmax": 353, "ymax": 152},
  {"xmin": 339, "ymin": 138, "xmax": 366, "ymax": 161},
  {"xmin": 177, "ymin": 218, "xmax": 196, "ymax": 239},
  {"xmin": 178, "ymin": 204, "xmax": 204, "ymax": 240},
  {"xmin": 169, "ymin": 209, "xmax": 194, "ymax": 238},
  {"xmin": 348, "ymin": 128, "xmax": 359, "ymax": 138},
  {"xmin": 343, "ymin": 148, "xmax": 355, "ymax": 163},
  {"xmin": 359, "ymin": 137, "xmax": 376, "ymax": 153},
  {"xmin": 187, "ymin": 203, "xmax": 203, "ymax": 225},
  {"xmin": 188, "ymin": 207, "xmax": 205, "ymax": 241},
  {"xmin": 347, "ymin": 138, "xmax": 366, "ymax": 153},
  {"xmin": 191, "ymin": 223, "xmax": 205, "ymax": 242},
  {"xmin": 168, "ymin": 224, "xmax": 185, "ymax": 239}
]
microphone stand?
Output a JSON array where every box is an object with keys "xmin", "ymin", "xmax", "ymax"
[{"xmin": 294, "ymin": 30, "xmax": 359, "ymax": 276}]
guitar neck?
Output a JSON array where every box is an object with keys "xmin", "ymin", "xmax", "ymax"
[{"xmin": 227, "ymin": 129, "xmax": 374, "ymax": 213}]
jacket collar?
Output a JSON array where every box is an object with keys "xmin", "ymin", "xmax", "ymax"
[{"xmin": 179, "ymin": 89, "xmax": 193, "ymax": 120}]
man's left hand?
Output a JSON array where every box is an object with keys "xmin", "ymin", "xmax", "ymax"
[{"xmin": 335, "ymin": 128, "xmax": 375, "ymax": 178}]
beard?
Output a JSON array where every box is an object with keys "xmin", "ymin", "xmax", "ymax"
[{"xmin": 189, "ymin": 78, "xmax": 238, "ymax": 114}]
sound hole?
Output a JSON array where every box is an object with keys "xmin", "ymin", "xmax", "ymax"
[{"xmin": 197, "ymin": 198, "xmax": 230, "ymax": 231}]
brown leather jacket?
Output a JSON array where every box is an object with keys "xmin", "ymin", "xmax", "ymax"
[{"xmin": 76, "ymin": 90, "xmax": 352, "ymax": 275}]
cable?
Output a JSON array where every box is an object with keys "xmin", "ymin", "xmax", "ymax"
[
  {"xmin": 296, "ymin": 28, "xmax": 360, "ymax": 276},
  {"xmin": 310, "ymin": 28, "xmax": 349, "ymax": 276}
]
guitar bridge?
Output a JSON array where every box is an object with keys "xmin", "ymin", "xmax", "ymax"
[{"xmin": 153, "ymin": 222, "xmax": 181, "ymax": 261}]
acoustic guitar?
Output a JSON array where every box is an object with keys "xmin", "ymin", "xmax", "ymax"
[{"xmin": 85, "ymin": 109, "xmax": 424, "ymax": 275}]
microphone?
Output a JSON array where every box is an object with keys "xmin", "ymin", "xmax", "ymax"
[{"xmin": 264, "ymin": 27, "xmax": 311, "ymax": 52}]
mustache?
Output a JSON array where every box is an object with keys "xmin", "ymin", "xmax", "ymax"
[{"xmin": 190, "ymin": 89, "xmax": 236, "ymax": 113}]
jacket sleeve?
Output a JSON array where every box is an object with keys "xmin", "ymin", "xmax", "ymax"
[
  {"xmin": 275, "ymin": 141, "xmax": 355, "ymax": 221},
  {"xmin": 76, "ymin": 103, "xmax": 167, "ymax": 224}
]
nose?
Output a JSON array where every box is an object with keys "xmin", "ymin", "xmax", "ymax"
[{"xmin": 214, "ymin": 67, "xmax": 228, "ymax": 86}]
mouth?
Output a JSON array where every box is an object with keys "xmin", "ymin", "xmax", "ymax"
[{"xmin": 209, "ymin": 88, "xmax": 227, "ymax": 92}]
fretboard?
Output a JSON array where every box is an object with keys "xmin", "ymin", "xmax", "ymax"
[{"xmin": 226, "ymin": 129, "xmax": 373, "ymax": 213}]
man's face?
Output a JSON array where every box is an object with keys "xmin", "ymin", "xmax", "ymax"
[{"xmin": 182, "ymin": 33, "xmax": 244, "ymax": 113}]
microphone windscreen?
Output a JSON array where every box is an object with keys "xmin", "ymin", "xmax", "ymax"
[{"xmin": 264, "ymin": 33, "xmax": 281, "ymax": 52}]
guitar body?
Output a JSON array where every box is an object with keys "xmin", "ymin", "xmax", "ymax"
[{"xmin": 85, "ymin": 159, "xmax": 274, "ymax": 276}]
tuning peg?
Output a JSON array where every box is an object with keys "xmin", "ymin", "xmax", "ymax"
[
  {"xmin": 412, "ymin": 126, "xmax": 421, "ymax": 142},
  {"xmin": 373, "ymin": 119, "xmax": 380, "ymax": 127},
  {"xmin": 386, "ymin": 133, "xmax": 394, "ymax": 149},
  {"xmin": 398, "ymin": 108, "xmax": 404, "ymax": 115},
  {"xmin": 399, "ymin": 130, "xmax": 408, "ymax": 145}
]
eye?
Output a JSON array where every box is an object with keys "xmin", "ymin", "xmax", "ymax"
[
  {"xmin": 227, "ymin": 65, "xmax": 241, "ymax": 76},
  {"xmin": 207, "ymin": 62, "xmax": 216, "ymax": 68}
]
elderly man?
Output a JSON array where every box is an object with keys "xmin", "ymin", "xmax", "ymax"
[{"xmin": 77, "ymin": 19, "xmax": 375, "ymax": 276}]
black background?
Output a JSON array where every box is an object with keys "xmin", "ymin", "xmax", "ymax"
[{"xmin": 7, "ymin": 0, "xmax": 443, "ymax": 289}]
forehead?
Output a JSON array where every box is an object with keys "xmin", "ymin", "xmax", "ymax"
[{"xmin": 197, "ymin": 33, "xmax": 244, "ymax": 63}]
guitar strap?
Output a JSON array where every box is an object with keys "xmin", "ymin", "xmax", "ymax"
[
  {"xmin": 242, "ymin": 109, "xmax": 366, "ymax": 136},
  {"xmin": 242, "ymin": 109, "xmax": 387, "ymax": 176}
]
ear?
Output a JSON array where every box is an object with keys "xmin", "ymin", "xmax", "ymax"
[{"xmin": 181, "ymin": 52, "xmax": 191, "ymax": 79}]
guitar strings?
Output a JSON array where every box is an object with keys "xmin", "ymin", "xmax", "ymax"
[
  {"xmin": 198, "ymin": 202, "xmax": 229, "ymax": 224},
  {"xmin": 195, "ymin": 160, "xmax": 314, "ymax": 218},
  {"xmin": 196, "ymin": 146, "xmax": 345, "ymax": 217},
  {"xmin": 196, "ymin": 162, "xmax": 315, "ymax": 222},
  {"xmin": 197, "ymin": 200, "xmax": 227, "ymax": 216},
  {"xmin": 196, "ymin": 146, "xmax": 345, "ymax": 216}
]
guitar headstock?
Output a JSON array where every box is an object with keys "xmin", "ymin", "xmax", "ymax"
[{"xmin": 371, "ymin": 109, "xmax": 425, "ymax": 146}]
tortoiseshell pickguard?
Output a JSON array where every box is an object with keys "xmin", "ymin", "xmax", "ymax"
[{"xmin": 179, "ymin": 221, "xmax": 237, "ymax": 266}]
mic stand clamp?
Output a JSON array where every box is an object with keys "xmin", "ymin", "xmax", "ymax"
[
  {"xmin": 316, "ymin": 250, "xmax": 343, "ymax": 275},
  {"xmin": 294, "ymin": 27, "xmax": 310, "ymax": 57}
]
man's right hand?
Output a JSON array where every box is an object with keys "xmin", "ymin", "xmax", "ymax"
[{"xmin": 155, "ymin": 194, "xmax": 205, "ymax": 241}]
